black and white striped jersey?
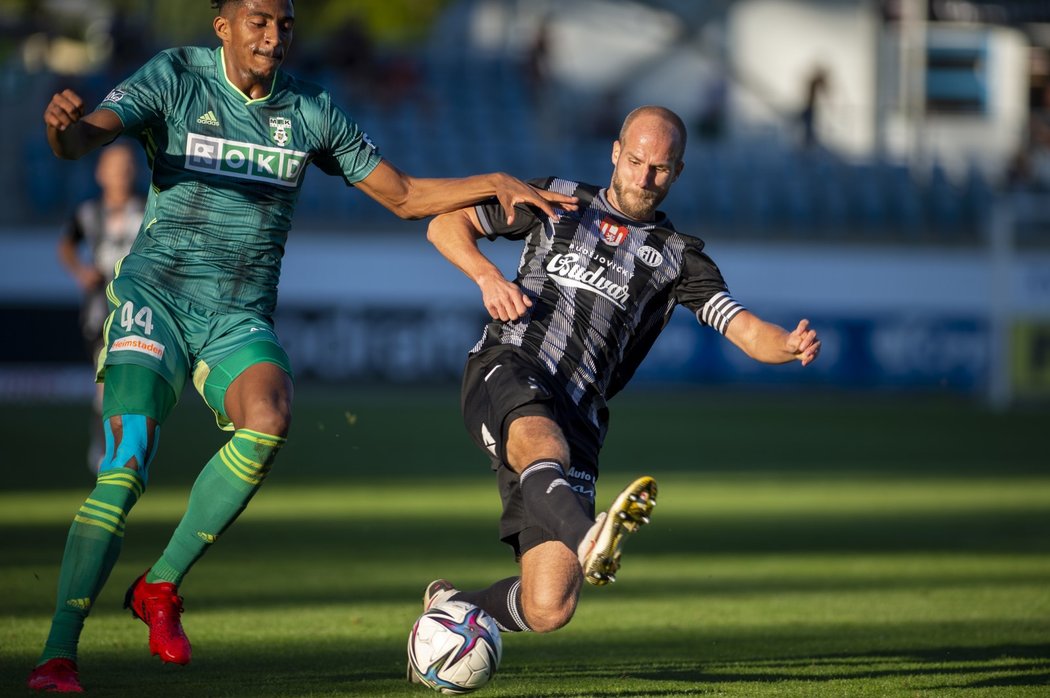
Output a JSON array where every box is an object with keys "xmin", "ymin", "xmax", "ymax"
[{"xmin": 471, "ymin": 177, "xmax": 745, "ymax": 430}]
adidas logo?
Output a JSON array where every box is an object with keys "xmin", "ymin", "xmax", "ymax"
[
  {"xmin": 66, "ymin": 597, "xmax": 92, "ymax": 610},
  {"xmin": 196, "ymin": 110, "xmax": 220, "ymax": 126},
  {"xmin": 197, "ymin": 531, "xmax": 217, "ymax": 543}
]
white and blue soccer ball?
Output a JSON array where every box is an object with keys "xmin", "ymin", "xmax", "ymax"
[{"xmin": 407, "ymin": 599, "xmax": 502, "ymax": 694}]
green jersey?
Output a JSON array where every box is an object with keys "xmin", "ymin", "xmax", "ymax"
[{"xmin": 98, "ymin": 46, "xmax": 382, "ymax": 315}]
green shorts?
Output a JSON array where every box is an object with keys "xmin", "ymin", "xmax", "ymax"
[{"xmin": 98, "ymin": 273, "xmax": 293, "ymax": 430}]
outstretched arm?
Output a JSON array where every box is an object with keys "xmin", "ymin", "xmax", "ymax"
[
  {"xmin": 44, "ymin": 89, "xmax": 123, "ymax": 160},
  {"xmin": 427, "ymin": 208, "xmax": 532, "ymax": 322},
  {"xmin": 356, "ymin": 160, "xmax": 576, "ymax": 224},
  {"xmin": 725, "ymin": 312, "xmax": 821, "ymax": 366}
]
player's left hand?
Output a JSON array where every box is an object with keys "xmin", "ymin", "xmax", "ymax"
[
  {"xmin": 493, "ymin": 174, "xmax": 577, "ymax": 224},
  {"xmin": 787, "ymin": 319, "xmax": 821, "ymax": 366}
]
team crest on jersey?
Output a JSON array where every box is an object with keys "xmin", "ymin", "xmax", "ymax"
[
  {"xmin": 599, "ymin": 217, "xmax": 629, "ymax": 247},
  {"xmin": 269, "ymin": 117, "xmax": 292, "ymax": 146},
  {"xmin": 636, "ymin": 245, "xmax": 664, "ymax": 267}
]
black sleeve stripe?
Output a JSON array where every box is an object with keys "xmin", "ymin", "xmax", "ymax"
[
  {"xmin": 697, "ymin": 291, "xmax": 746, "ymax": 335},
  {"xmin": 475, "ymin": 204, "xmax": 497, "ymax": 238}
]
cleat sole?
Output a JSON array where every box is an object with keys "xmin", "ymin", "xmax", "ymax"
[{"xmin": 580, "ymin": 476, "xmax": 657, "ymax": 586}]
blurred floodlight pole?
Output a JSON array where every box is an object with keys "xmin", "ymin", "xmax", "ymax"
[{"xmin": 900, "ymin": 0, "xmax": 928, "ymax": 164}]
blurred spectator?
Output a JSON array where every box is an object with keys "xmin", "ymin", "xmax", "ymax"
[
  {"xmin": 1007, "ymin": 80, "xmax": 1050, "ymax": 191},
  {"xmin": 56, "ymin": 141, "xmax": 145, "ymax": 472},
  {"xmin": 105, "ymin": 9, "xmax": 155, "ymax": 83},
  {"xmin": 588, "ymin": 88, "xmax": 623, "ymax": 141},
  {"xmin": 695, "ymin": 71, "xmax": 729, "ymax": 141},
  {"xmin": 799, "ymin": 66, "xmax": 829, "ymax": 151},
  {"xmin": 315, "ymin": 16, "xmax": 376, "ymax": 98},
  {"xmin": 525, "ymin": 16, "xmax": 560, "ymax": 144},
  {"xmin": 524, "ymin": 15, "xmax": 552, "ymax": 102},
  {"xmin": 374, "ymin": 51, "xmax": 425, "ymax": 111},
  {"xmin": 308, "ymin": 17, "xmax": 424, "ymax": 113}
]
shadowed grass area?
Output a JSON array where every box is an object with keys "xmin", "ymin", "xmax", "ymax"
[
  {"xmin": 3, "ymin": 388, "xmax": 1047, "ymax": 491},
  {"xmin": 1, "ymin": 390, "xmax": 1047, "ymax": 696}
]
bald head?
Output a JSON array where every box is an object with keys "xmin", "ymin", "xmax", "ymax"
[{"xmin": 618, "ymin": 105, "xmax": 687, "ymax": 163}]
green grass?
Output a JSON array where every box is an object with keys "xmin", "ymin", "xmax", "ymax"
[{"xmin": 1, "ymin": 388, "xmax": 1048, "ymax": 696}]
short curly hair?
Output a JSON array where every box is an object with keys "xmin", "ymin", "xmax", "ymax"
[{"xmin": 212, "ymin": 0, "xmax": 294, "ymax": 10}]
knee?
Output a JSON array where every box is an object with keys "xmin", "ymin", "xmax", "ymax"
[
  {"xmin": 242, "ymin": 403, "xmax": 292, "ymax": 438},
  {"xmin": 236, "ymin": 392, "xmax": 289, "ymax": 436},
  {"xmin": 224, "ymin": 363, "xmax": 293, "ymax": 436},
  {"xmin": 522, "ymin": 589, "xmax": 577, "ymax": 633},
  {"xmin": 98, "ymin": 414, "xmax": 160, "ymax": 484},
  {"xmin": 506, "ymin": 417, "xmax": 569, "ymax": 472}
]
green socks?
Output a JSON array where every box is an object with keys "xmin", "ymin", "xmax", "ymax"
[
  {"xmin": 40, "ymin": 468, "xmax": 144, "ymax": 662},
  {"xmin": 146, "ymin": 429, "xmax": 285, "ymax": 585},
  {"xmin": 37, "ymin": 428, "xmax": 283, "ymax": 664}
]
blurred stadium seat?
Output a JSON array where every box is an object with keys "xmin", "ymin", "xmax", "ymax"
[{"xmin": 3, "ymin": 19, "xmax": 1004, "ymax": 244}]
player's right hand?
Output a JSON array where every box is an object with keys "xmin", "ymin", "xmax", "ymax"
[
  {"xmin": 43, "ymin": 89, "xmax": 85, "ymax": 131},
  {"xmin": 493, "ymin": 175, "xmax": 578, "ymax": 225},
  {"xmin": 477, "ymin": 272, "xmax": 532, "ymax": 322}
]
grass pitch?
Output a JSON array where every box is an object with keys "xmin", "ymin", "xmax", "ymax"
[{"xmin": 1, "ymin": 388, "xmax": 1047, "ymax": 696}]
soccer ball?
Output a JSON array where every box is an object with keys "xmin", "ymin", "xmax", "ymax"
[{"xmin": 407, "ymin": 599, "xmax": 502, "ymax": 694}]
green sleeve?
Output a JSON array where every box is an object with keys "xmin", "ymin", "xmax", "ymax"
[
  {"xmin": 94, "ymin": 50, "xmax": 174, "ymax": 134},
  {"xmin": 312, "ymin": 97, "xmax": 382, "ymax": 185}
]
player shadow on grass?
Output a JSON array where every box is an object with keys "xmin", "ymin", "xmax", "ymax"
[
  {"xmin": 610, "ymin": 642, "xmax": 1050, "ymax": 690},
  {"xmin": 9, "ymin": 509, "xmax": 1050, "ymax": 620},
  {"xmin": 3, "ymin": 644, "xmax": 1046, "ymax": 697},
  {"xmin": 10, "ymin": 499, "xmax": 1049, "ymax": 616}
]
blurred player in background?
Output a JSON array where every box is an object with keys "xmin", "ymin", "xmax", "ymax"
[
  {"xmin": 29, "ymin": 0, "xmax": 576, "ymax": 692},
  {"xmin": 420, "ymin": 106, "xmax": 820, "ymax": 646},
  {"xmin": 56, "ymin": 141, "xmax": 145, "ymax": 473}
]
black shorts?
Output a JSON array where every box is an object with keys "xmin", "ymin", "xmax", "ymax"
[{"xmin": 461, "ymin": 345, "xmax": 600, "ymax": 558}]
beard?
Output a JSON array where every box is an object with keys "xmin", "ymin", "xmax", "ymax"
[
  {"xmin": 610, "ymin": 172, "xmax": 665, "ymax": 220},
  {"xmin": 248, "ymin": 47, "xmax": 284, "ymax": 76}
]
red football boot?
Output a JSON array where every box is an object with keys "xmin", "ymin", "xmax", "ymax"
[
  {"xmin": 124, "ymin": 571, "xmax": 192, "ymax": 665},
  {"xmin": 27, "ymin": 658, "xmax": 84, "ymax": 693}
]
